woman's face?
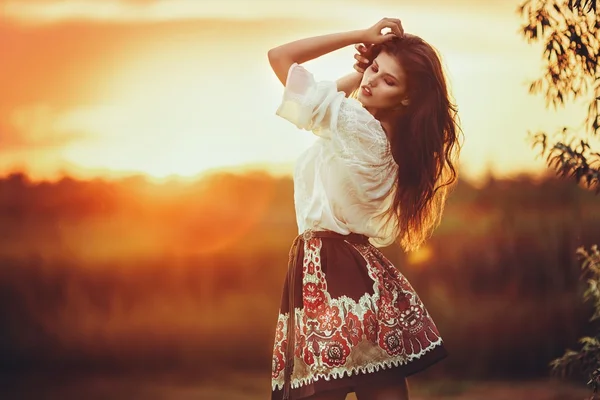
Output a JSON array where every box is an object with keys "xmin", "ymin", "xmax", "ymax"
[{"xmin": 357, "ymin": 51, "xmax": 409, "ymax": 111}]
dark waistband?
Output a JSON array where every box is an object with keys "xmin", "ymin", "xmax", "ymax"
[{"xmin": 294, "ymin": 229, "xmax": 370, "ymax": 244}]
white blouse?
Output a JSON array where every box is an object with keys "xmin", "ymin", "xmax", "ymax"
[{"xmin": 276, "ymin": 63, "xmax": 400, "ymax": 248}]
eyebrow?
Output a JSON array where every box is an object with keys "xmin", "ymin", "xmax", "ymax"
[{"xmin": 373, "ymin": 60, "xmax": 401, "ymax": 83}]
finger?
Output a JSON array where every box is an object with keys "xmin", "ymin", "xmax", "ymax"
[
  {"xmin": 354, "ymin": 65, "xmax": 365, "ymax": 73},
  {"xmin": 354, "ymin": 58, "xmax": 368, "ymax": 67},
  {"xmin": 354, "ymin": 53, "xmax": 370, "ymax": 64},
  {"xmin": 395, "ymin": 19, "xmax": 404, "ymax": 37},
  {"xmin": 381, "ymin": 17, "xmax": 403, "ymax": 38},
  {"xmin": 355, "ymin": 43, "xmax": 367, "ymax": 53},
  {"xmin": 354, "ymin": 61, "xmax": 369, "ymax": 70},
  {"xmin": 382, "ymin": 31, "xmax": 398, "ymax": 42},
  {"xmin": 389, "ymin": 18, "xmax": 403, "ymax": 37}
]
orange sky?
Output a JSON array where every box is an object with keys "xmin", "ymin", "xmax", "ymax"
[{"xmin": 0, "ymin": 0, "xmax": 589, "ymax": 182}]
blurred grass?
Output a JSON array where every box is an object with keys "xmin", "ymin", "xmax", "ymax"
[
  {"xmin": 0, "ymin": 171, "xmax": 599, "ymax": 389},
  {"xmin": 2, "ymin": 372, "xmax": 592, "ymax": 400}
]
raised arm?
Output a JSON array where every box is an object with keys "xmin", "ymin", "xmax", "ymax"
[
  {"xmin": 267, "ymin": 18, "xmax": 404, "ymax": 86},
  {"xmin": 336, "ymin": 43, "xmax": 377, "ymax": 97},
  {"xmin": 336, "ymin": 72, "xmax": 362, "ymax": 97},
  {"xmin": 267, "ymin": 30, "xmax": 363, "ymax": 86}
]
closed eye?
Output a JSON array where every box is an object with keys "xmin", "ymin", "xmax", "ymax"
[{"xmin": 372, "ymin": 63, "xmax": 397, "ymax": 86}]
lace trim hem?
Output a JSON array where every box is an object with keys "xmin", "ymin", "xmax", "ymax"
[{"xmin": 272, "ymin": 338, "xmax": 444, "ymax": 391}]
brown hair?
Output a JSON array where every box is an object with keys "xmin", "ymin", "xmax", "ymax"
[{"xmin": 371, "ymin": 35, "xmax": 463, "ymax": 251}]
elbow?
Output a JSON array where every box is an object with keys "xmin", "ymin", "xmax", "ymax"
[
  {"xmin": 267, "ymin": 48, "xmax": 292, "ymax": 86},
  {"xmin": 267, "ymin": 47, "xmax": 283, "ymax": 66},
  {"xmin": 268, "ymin": 47, "xmax": 289, "ymax": 70},
  {"xmin": 267, "ymin": 47, "xmax": 278, "ymax": 63}
]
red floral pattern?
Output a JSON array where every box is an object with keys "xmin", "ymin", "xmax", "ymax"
[
  {"xmin": 376, "ymin": 294, "xmax": 400, "ymax": 322},
  {"xmin": 295, "ymin": 326, "xmax": 306, "ymax": 358},
  {"xmin": 303, "ymin": 338, "xmax": 315, "ymax": 365},
  {"xmin": 302, "ymin": 282, "xmax": 326, "ymax": 317},
  {"xmin": 322, "ymin": 333, "xmax": 351, "ymax": 367},
  {"xmin": 363, "ymin": 309, "xmax": 378, "ymax": 343},
  {"xmin": 342, "ymin": 313, "xmax": 363, "ymax": 346},
  {"xmin": 379, "ymin": 325, "xmax": 404, "ymax": 356},
  {"xmin": 272, "ymin": 347, "xmax": 285, "ymax": 379},
  {"xmin": 271, "ymin": 239, "xmax": 444, "ymax": 393},
  {"xmin": 275, "ymin": 320, "xmax": 284, "ymax": 342},
  {"xmin": 317, "ymin": 305, "xmax": 342, "ymax": 331}
]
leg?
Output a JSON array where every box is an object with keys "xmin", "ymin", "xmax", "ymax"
[
  {"xmin": 354, "ymin": 377, "xmax": 409, "ymax": 400},
  {"xmin": 305, "ymin": 387, "xmax": 349, "ymax": 400}
]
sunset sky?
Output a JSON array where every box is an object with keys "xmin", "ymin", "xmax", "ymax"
[{"xmin": 0, "ymin": 0, "xmax": 589, "ymax": 182}]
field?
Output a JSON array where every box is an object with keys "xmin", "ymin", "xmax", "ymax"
[
  {"xmin": 0, "ymin": 170, "xmax": 598, "ymax": 399},
  {"xmin": 3, "ymin": 372, "xmax": 592, "ymax": 399}
]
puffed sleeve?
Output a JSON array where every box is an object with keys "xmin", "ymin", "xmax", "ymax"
[{"xmin": 275, "ymin": 63, "xmax": 346, "ymax": 137}]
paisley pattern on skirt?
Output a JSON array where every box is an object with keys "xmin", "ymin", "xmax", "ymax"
[{"xmin": 271, "ymin": 231, "xmax": 447, "ymax": 399}]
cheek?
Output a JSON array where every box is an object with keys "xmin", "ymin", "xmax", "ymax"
[
  {"xmin": 379, "ymin": 86, "xmax": 402, "ymax": 101},
  {"xmin": 361, "ymin": 70, "xmax": 372, "ymax": 83}
]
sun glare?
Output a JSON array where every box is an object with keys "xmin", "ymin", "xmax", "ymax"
[
  {"xmin": 55, "ymin": 45, "xmax": 253, "ymax": 179},
  {"xmin": 407, "ymin": 245, "xmax": 433, "ymax": 267}
]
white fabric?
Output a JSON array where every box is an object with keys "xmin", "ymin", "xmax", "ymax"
[{"xmin": 276, "ymin": 63, "xmax": 400, "ymax": 248}]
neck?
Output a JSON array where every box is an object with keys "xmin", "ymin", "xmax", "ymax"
[{"xmin": 366, "ymin": 107, "xmax": 400, "ymax": 141}]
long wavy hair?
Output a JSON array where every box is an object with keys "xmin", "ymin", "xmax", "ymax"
[{"xmin": 355, "ymin": 35, "xmax": 463, "ymax": 251}]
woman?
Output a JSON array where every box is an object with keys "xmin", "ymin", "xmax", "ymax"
[{"xmin": 268, "ymin": 18, "xmax": 462, "ymax": 400}]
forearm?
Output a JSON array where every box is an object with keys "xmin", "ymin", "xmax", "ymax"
[
  {"xmin": 268, "ymin": 30, "xmax": 364, "ymax": 85},
  {"xmin": 336, "ymin": 72, "xmax": 363, "ymax": 97}
]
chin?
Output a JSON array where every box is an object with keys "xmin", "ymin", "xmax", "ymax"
[{"xmin": 356, "ymin": 93, "xmax": 371, "ymax": 106}]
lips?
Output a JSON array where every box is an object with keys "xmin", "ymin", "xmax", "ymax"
[{"xmin": 361, "ymin": 86, "xmax": 372, "ymax": 96}]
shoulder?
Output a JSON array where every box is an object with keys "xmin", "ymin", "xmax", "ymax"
[{"xmin": 336, "ymin": 98, "xmax": 391, "ymax": 163}]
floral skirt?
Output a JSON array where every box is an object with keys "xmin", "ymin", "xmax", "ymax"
[{"xmin": 270, "ymin": 230, "xmax": 448, "ymax": 400}]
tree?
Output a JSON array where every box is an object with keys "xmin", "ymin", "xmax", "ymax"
[
  {"xmin": 549, "ymin": 246, "xmax": 600, "ymax": 398},
  {"xmin": 519, "ymin": 0, "xmax": 599, "ymax": 191},
  {"xmin": 518, "ymin": 0, "xmax": 600, "ymax": 398}
]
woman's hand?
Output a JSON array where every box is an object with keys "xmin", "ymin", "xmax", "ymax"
[
  {"xmin": 353, "ymin": 43, "xmax": 374, "ymax": 73},
  {"xmin": 360, "ymin": 18, "xmax": 404, "ymax": 44}
]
